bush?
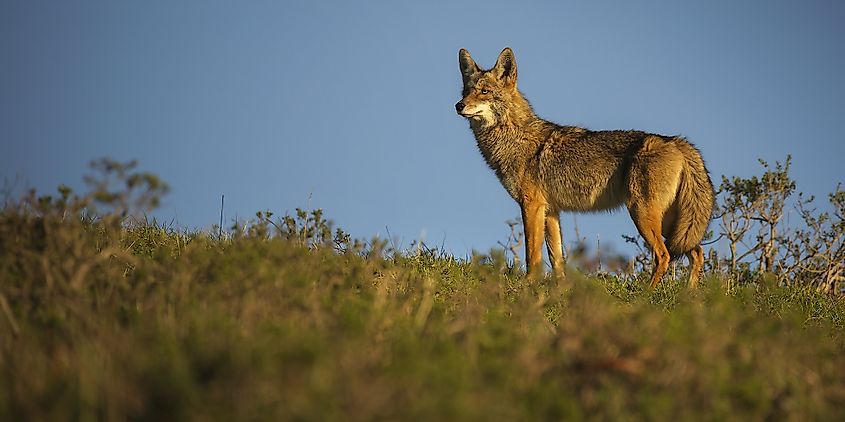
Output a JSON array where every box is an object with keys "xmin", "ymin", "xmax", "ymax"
[{"xmin": 1, "ymin": 159, "xmax": 844, "ymax": 419}]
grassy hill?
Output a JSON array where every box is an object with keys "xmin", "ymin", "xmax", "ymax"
[{"xmin": 2, "ymin": 162, "xmax": 844, "ymax": 420}]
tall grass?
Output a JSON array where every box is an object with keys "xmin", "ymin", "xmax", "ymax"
[{"xmin": 1, "ymin": 163, "xmax": 844, "ymax": 420}]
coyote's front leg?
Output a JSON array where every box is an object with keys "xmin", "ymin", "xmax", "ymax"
[
  {"xmin": 521, "ymin": 195, "xmax": 547, "ymax": 276},
  {"xmin": 545, "ymin": 212, "xmax": 565, "ymax": 276}
]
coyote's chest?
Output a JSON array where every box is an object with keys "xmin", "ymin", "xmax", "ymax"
[{"xmin": 473, "ymin": 128, "xmax": 537, "ymax": 202}]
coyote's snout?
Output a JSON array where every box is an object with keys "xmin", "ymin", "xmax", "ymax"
[
  {"xmin": 456, "ymin": 47, "xmax": 714, "ymax": 288},
  {"xmin": 455, "ymin": 99, "xmax": 493, "ymax": 121}
]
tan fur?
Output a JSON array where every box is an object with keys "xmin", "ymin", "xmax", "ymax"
[{"xmin": 456, "ymin": 48, "xmax": 714, "ymax": 287}]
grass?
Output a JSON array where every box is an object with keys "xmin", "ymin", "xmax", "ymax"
[{"xmin": 2, "ymin": 186, "xmax": 845, "ymax": 420}]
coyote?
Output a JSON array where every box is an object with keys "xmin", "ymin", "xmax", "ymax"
[{"xmin": 455, "ymin": 48, "xmax": 714, "ymax": 288}]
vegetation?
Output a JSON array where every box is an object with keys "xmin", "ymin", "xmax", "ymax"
[
  {"xmin": 714, "ymin": 156, "xmax": 844, "ymax": 293},
  {"xmin": 1, "ymin": 159, "xmax": 844, "ymax": 420}
]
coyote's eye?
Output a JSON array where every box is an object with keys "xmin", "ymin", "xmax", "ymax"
[{"xmin": 480, "ymin": 89, "xmax": 490, "ymax": 94}]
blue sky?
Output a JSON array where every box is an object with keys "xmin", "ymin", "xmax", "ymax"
[{"xmin": 2, "ymin": 1, "xmax": 844, "ymax": 262}]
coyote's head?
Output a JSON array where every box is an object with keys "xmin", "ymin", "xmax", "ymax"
[{"xmin": 455, "ymin": 47, "xmax": 532, "ymax": 129}]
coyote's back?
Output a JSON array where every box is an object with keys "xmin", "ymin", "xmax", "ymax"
[{"xmin": 455, "ymin": 47, "xmax": 714, "ymax": 288}]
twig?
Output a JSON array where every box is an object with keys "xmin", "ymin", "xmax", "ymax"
[
  {"xmin": 219, "ymin": 194, "xmax": 225, "ymax": 239},
  {"xmin": 0, "ymin": 293, "xmax": 20, "ymax": 338}
]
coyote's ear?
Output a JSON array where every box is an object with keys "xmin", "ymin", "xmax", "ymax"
[
  {"xmin": 458, "ymin": 48, "xmax": 481, "ymax": 86},
  {"xmin": 493, "ymin": 47, "xmax": 517, "ymax": 87}
]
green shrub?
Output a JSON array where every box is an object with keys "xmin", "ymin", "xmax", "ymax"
[{"xmin": 1, "ymin": 160, "xmax": 844, "ymax": 420}]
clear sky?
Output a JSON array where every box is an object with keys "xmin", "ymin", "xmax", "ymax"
[{"xmin": 2, "ymin": 1, "xmax": 844, "ymax": 261}]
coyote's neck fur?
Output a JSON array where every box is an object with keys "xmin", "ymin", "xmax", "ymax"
[
  {"xmin": 468, "ymin": 94, "xmax": 551, "ymax": 200},
  {"xmin": 464, "ymin": 79, "xmax": 601, "ymax": 204}
]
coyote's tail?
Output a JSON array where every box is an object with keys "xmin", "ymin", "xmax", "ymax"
[{"xmin": 666, "ymin": 139, "xmax": 715, "ymax": 258}]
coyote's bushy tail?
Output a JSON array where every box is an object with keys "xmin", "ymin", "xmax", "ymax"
[{"xmin": 667, "ymin": 140, "xmax": 714, "ymax": 258}]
